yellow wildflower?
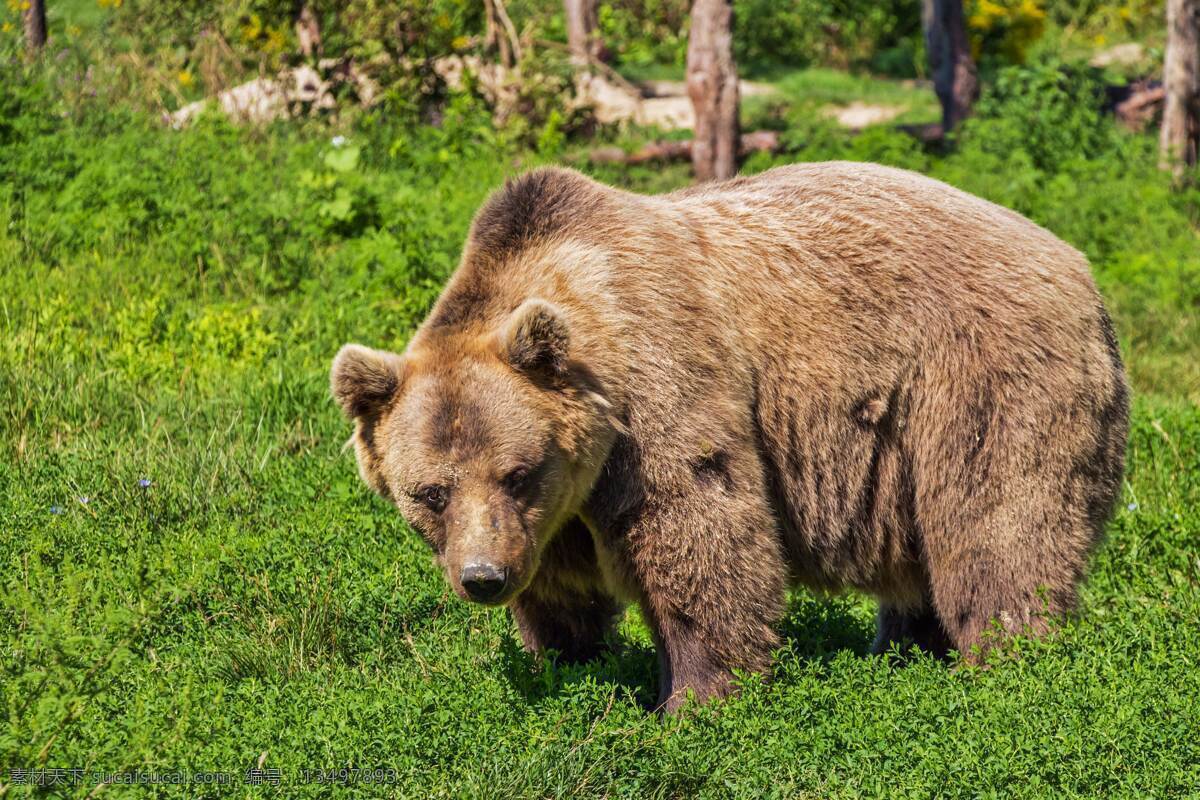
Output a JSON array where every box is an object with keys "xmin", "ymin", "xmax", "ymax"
[
  {"xmin": 1018, "ymin": 0, "xmax": 1045, "ymax": 20},
  {"xmin": 978, "ymin": 0, "xmax": 1006, "ymax": 21},
  {"xmin": 177, "ymin": 70, "xmax": 193, "ymax": 87},
  {"xmin": 240, "ymin": 13, "xmax": 262, "ymax": 43},
  {"xmin": 263, "ymin": 26, "xmax": 286, "ymax": 53}
]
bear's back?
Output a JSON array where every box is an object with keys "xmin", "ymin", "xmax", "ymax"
[
  {"xmin": 662, "ymin": 161, "xmax": 1090, "ymax": 295},
  {"xmin": 638, "ymin": 162, "xmax": 1103, "ymax": 366}
]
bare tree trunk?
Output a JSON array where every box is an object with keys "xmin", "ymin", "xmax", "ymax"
[
  {"xmin": 1160, "ymin": 0, "xmax": 1200, "ymax": 175},
  {"xmin": 24, "ymin": 0, "xmax": 47, "ymax": 51},
  {"xmin": 922, "ymin": 0, "xmax": 977, "ymax": 133},
  {"xmin": 294, "ymin": 3, "xmax": 322, "ymax": 60},
  {"xmin": 687, "ymin": 0, "xmax": 739, "ymax": 181},
  {"xmin": 564, "ymin": 0, "xmax": 601, "ymax": 67},
  {"xmin": 484, "ymin": 0, "xmax": 521, "ymax": 69}
]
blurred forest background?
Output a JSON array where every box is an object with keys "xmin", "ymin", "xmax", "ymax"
[
  {"xmin": 3, "ymin": 0, "xmax": 1197, "ymax": 169},
  {"xmin": 2, "ymin": 2, "xmax": 1200, "ymax": 797}
]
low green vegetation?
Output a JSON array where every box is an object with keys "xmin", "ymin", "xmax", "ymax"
[{"xmin": 2, "ymin": 0, "xmax": 1199, "ymax": 796}]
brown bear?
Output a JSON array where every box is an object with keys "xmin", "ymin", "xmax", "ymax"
[{"xmin": 331, "ymin": 162, "xmax": 1129, "ymax": 712}]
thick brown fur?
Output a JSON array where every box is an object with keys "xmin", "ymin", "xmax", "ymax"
[{"xmin": 331, "ymin": 163, "xmax": 1129, "ymax": 712}]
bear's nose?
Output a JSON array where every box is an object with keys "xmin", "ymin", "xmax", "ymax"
[{"xmin": 460, "ymin": 563, "xmax": 507, "ymax": 602}]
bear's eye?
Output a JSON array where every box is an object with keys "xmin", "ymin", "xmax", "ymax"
[
  {"xmin": 502, "ymin": 466, "xmax": 531, "ymax": 495},
  {"xmin": 415, "ymin": 484, "xmax": 449, "ymax": 513}
]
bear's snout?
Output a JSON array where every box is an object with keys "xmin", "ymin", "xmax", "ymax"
[{"xmin": 460, "ymin": 562, "xmax": 509, "ymax": 603}]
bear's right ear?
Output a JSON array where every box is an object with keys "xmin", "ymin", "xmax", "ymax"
[{"xmin": 331, "ymin": 344, "xmax": 405, "ymax": 419}]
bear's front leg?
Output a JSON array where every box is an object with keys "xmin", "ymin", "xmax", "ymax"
[
  {"xmin": 621, "ymin": 470, "xmax": 787, "ymax": 712},
  {"xmin": 510, "ymin": 586, "xmax": 622, "ymax": 664},
  {"xmin": 641, "ymin": 583, "xmax": 782, "ymax": 712},
  {"xmin": 508, "ymin": 518, "xmax": 623, "ymax": 664}
]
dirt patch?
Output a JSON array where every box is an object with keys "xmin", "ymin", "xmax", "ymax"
[{"xmin": 822, "ymin": 101, "xmax": 906, "ymax": 130}]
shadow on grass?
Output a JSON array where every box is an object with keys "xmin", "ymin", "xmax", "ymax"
[
  {"xmin": 498, "ymin": 630, "xmax": 660, "ymax": 710},
  {"xmin": 776, "ymin": 593, "xmax": 877, "ymax": 662},
  {"xmin": 498, "ymin": 592, "xmax": 877, "ymax": 709}
]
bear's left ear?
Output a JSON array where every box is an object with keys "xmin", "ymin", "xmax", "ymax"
[
  {"xmin": 497, "ymin": 298, "xmax": 570, "ymax": 379},
  {"xmin": 331, "ymin": 343, "xmax": 405, "ymax": 419}
]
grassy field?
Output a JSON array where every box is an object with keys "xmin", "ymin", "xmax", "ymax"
[{"xmin": 2, "ymin": 58, "xmax": 1200, "ymax": 798}]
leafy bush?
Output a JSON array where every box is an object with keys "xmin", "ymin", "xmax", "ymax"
[
  {"xmin": 595, "ymin": 0, "xmax": 690, "ymax": 69},
  {"xmin": 107, "ymin": 0, "xmax": 484, "ymax": 75},
  {"xmin": 955, "ymin": 62, "xmax": 1114, "ymax": 174},
  {"xmin": 967, "ymin": 0, "xmax": 1047, "ymax": 65},
  {"xmin": 592, "ymin": 0, "xmax": 924, "ymax": 76},
  {"xmin": 1042, "ymin": 0, "xmax": 1162, "ymax": 40},
  {"xmin": 736, "ymin": 0, "xmax": 923, "ymax": 75}
]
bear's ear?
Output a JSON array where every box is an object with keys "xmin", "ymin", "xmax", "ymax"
[
  {"xmin": 331, "ymin": 344, "xmax": 405, "ymax": 419},
  {"xmin": 497, "ymin": 299, "xmax": 570, "ymax": 379}
]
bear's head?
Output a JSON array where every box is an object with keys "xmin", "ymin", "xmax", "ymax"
[{"xmin": 331, "ymin": 299, "xmax": 617, "ymax": 606}]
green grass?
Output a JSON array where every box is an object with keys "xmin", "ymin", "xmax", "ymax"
[
  {"xmin": 609, "ymin": 64, "xmax": 941, "ymax": 131},
  {"xmin": 769, "ymin": 67, "xmax": 939, "ymax": 122},
  {"xmin": 47, "ymin": 0, "xmax": 109, "ymax": 37},
  {"xmin": 2, "ymin": 61, "xmax": 1200, "ymax": 798}
]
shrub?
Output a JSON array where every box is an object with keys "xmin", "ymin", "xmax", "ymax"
[
  {"xmin": 967, "ymin": 0, "xmax": 1047, "ymax": 66},
  {"xmin": 954, "ymin": 62, "xmax": 1115, "ymax": 174}
]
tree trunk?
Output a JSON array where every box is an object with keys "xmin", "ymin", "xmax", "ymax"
[
  {"xmin": 922, "ymin": 0, "xmax": 977, "ymax": 132},
  {"xmin": 294, "ymin": 3, "xmax": 322, "ymax": 60},
  {"xmin": 687, "ymin": 0, "xmax": 739, "ymax": 181},
  {"xmin": 564, "ymin": 0, "xmax": 601, "ymax": 67},
  {"xmin": 484, "ymin": 0, "xmax": 521, "ymax": 69},
  {"xmin": 1160, "ymin": 0, "xmax": 1200, "ymax": 174},
  {"xmin": 24, "ymin": 0, "xmax": 47, "ymax": 51}
]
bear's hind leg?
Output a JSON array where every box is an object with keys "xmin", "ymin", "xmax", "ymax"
[
  {"xmin": 910, "ymin": 367, "xmax": 1111, "ymax": 662},
  {"xmin": 873, "ymin": 602, "xmax": 953, "ymax": 658},
  {"xmin": 925, "ymin": 552, "xmax": 1063, "ymax": 661},
  {"xmin": 920, "ymin": 493, "xmax": 1084, "ymax": 661}
]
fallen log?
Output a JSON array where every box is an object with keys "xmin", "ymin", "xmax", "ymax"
[
  {"xmin": 585, "ymin": 129, "xmax": 780, "ymax": 165},
  {"xmin": 166, "ymin": 60, "xmax": 378, "ymax": 128},
  {"xmin": 895, "ymin": 121, "xmax": 945, "ymax": 144},
  {"xmin": 1112, "ymin": 83, "xmax": 1165, "ymax": 132}
]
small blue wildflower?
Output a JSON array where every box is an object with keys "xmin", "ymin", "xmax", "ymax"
[
  {"xmin": 78, "ymin": 496, "xmax": 90, "ymax": 505},
  {"xmin": 331, "ymin": 135, "xmax": 347, "ymax": 147},
  {"xmin": 138, "ymin": 478, "xmax": 152, "ymax": 488},
  {"xmin": 1126, "ymin": 502, "xmax": 1138, "ymax": 512},
  {"xmin": 50, "ymin": 506, "xmax": 64, "ymax": 515}
]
